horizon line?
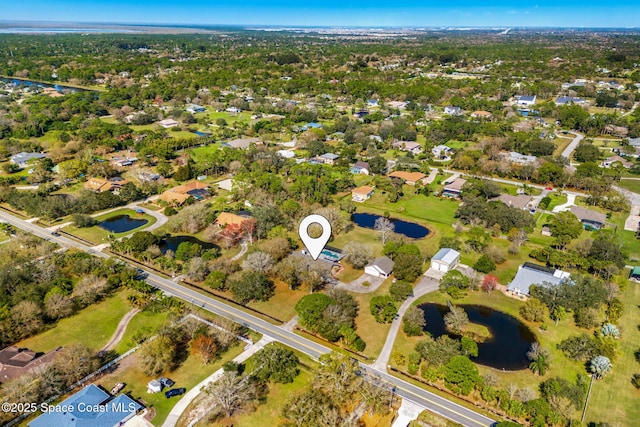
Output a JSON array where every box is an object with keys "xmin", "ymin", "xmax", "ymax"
[{"xmin": 1, "ymin": 20, "xmax": 640, "ymax": 30}]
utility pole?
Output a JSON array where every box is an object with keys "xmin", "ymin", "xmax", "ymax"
[{"xmin": 581, "ymin": 374, "xmax": 595, "ymax": 423}]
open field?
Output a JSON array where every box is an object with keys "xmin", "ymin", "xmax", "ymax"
[
  {"xmin": 618, "ymin": 178, "xmax": 640, "ymax": 194},
  {"xmin": 200, "ymin": 351, "xmax": 316, "ymax": 427},
  {"xmin": 17, "ymin": 291, "xmax": 132, "ymax": 353},
  {"xmin": 94, "ymin": 341, "xmax": 246, "ymax": 426}
]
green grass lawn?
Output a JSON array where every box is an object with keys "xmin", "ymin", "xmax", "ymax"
[
  {"xmin": 94, "ymin": 340, "xmax": 246, "ymax": 426},
  {"xmin": 546, "ymin": 193, "xmax": 568, "ymax": 210},
  {"xmin": 352, "ymin": 279, "xmax": 394, "ymax": 360},
  {"xmin": 617, "ymin": 178, "xmax": 640, "ymax": 194},
  {"xmin": 63, "ymin": 208, "xmax": 157, "ymax": 245},
  {"xmin": 113, "ymin": 309, "xmax": 171, "ymax": 355},
  {"xmin": 17, "ymin": 290, "xmax": 132, "ymax": 352},
  {"xmin": 391, "ymin": 290, "xmax": 576, "ymax": 388},
  {"xmin": 583, "ymin": 281, "xmax": 640, "ymax": 426},
  {"xmin": 247, "ymin": 280, "xmax": 307, "ymax": 322},
  {"xmin": 208, "ymin": 353, "xmax": 316, "ymax": 427}
]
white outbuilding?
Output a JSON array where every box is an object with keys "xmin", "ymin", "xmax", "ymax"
[
  {"xmin": 364, "ymin": 256, "xmax": 395, "ymax": 278},
  {"xmin": 430, "ymin": 248, "xmax": 460, "ymax": 273}
]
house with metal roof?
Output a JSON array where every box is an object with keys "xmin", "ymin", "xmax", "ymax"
[
  {"xmin": 515, "ymin": 95, "xmax": 536, "ymax": 106},
  {"xmin": 507, "ymin": 262, "xmax": 570, "ymax": 296},
  {"xmin": 430, "ymin": 248, "xmax": 460, "ymax": 273},
  {"xmin": 629, "ymin": 266, "xmax": 640, "ymax": 282},
  {"xmin": 10, "ymin": 152, "xmax": 47, "ymax": 168},
  {"xmin": 319, "ymin": 153, "xmax": 340, "ymax": 165},
  {"xmin": 29, "ymin": 383, "xmax": 142, "ymax": 427},
  {"xmin": 555, "ymin": 96, "xmax": 586, "ymax": 106},
  {"xmin": 365, "ymin": 256, "xmax": 395, "ymax": 278}
]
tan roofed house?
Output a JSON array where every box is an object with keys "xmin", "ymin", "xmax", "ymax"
[
  {"xmin": 352, "ymin": 185, "xmax": 374, "ymax": 202},
  {"xmin": 84, "ymin": 177, "xmax": 129, "ymax": 193},
  {"xmin": 84, "ymin": 177, "xmax": 112, "ymax": 192},
  {"xmin": 471, "ymin": 110, "xmax": 492, "ymax": 119},
  {"xmin": 160, "ymin": 180, "xmax": 210, "ymax": 205},
  {"xmin": 388, "ymin": 170, "xmax": 427, "ymax": 185},
  {"xmin": 215, "ymin": 212, "xmax": 250, "ymax": 227}
]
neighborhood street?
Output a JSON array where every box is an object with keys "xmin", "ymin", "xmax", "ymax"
[{"xmin": 0, "ymin": 209, "xmax": 495, "ymax": 427}]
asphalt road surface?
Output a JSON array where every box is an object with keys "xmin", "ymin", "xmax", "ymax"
[{"xmin": 0, "ymin": 209, "xmax": 496, "ymax": 427}]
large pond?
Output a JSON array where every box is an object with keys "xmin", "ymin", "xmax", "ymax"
[
  {"xmin": 98, "ymin": 215, "xmax": 148, "ymax": 233},
  {"xmin": 159, "ymin": 235, "xmax": 219, "ymax": 254},
  {"xmin": 1, "ymin": 77, "xmax": 89, "ymax": 93},
  {"xmin": 418, "ymin": 303, "xmax": 536, "ymax": 370},
  {"xmin": 352, "ymin": 212, "xmax": 430, "ymax": 239}
]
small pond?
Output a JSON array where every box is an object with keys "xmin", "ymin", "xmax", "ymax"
[
  {"xmin": 418, "ymin": 303, "xmax": 536, "ymax": 370},
  {"xmin": 352, "ymin": 212, "xmax": 430, "ymax": 239},
  {"xmin": 159, "ymin": 235, "xmax": 219, "ymax": 254},
  {"xmin": 98, "ymin": 215, "xmax": 148, "ymax": 233},
  {"xmin": 192, "ymin": 131, "xmax": 211, "ymax": 137}
]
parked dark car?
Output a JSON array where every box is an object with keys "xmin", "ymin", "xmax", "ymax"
[
  {"xmin": 159, "ymin": 377, "xmax": 175, "ymax": 387},
  {"xmin": 165, "ymin": 388, "xmax": 186, "ymax": 398}
]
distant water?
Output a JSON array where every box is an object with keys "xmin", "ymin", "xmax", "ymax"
[{"xmin": 0, "ymin": 28, "xmax": 138, "ymax": 34}]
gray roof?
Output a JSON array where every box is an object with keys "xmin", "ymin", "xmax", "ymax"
[
  {"xmin": 432, "ymin": 248, "xmax": 460, "ymax": 265},
  {"xmin": 366, "ymin": 256, "xmax": 394, "ymax": 275},
  {"xmin": 570, "ymin": 205, "xmax": 606, "ymax": 225},
  {"xmin": 556, "ymin": 96, "xmax": 585, "ymax": 105},
  {"xmin": 11, "ymin": 152, "xmax": 46, "ymax": 164},
  {"xmin": 320, "ymin": 153, "xmax": 339, "ymax": 160},
  {"xmin": 223, "ymin": 138, "xmax": 260, "ymax": 149},
  {"xmin": 492, "ymin": 194, "xmax": 532, "ymax": 210},
  {"xmin": 507, "ymin": 262, "xmax": 569, "ymax": 295},
  {"xmin": 517, "ymin": 95, "xmax": 536, "ymax": 102},
  {"xmin": 353, "ymin": 160, "xmax": 369, "ymax": 169}
]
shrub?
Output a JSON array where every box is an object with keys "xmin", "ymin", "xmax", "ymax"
[
  {"xmin": 473, "ymin": 254, "xmax": 496, "ymax": 273},
  {"xmin": 390, "ymin": 281, "xmax": 413, "ymax": 301},
  {"xmin": 72, "ymin": 213, "xmax": 97, "ymax": 228}
]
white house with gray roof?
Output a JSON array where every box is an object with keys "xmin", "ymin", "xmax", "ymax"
[
  {"xmin": 364, "ymin": 256, "xmax": 395, "ymax": 278},
  {"xmin": 430, "ymin": 248, "xmax": 460, "ymax": 273},
  {"xmin": 10, "ymin": 152, "xmax": 47, "ymax": 168},
  {"xmin": 507, "ymin": 262, "xmax": 570, "ymax": 296}
]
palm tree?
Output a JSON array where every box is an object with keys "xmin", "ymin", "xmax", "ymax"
[
  {"xmin": 582, "ymin": 355, "xmax": 613, "ymax": 422},
  {"xmin": 590, "ymin": 355, "xmax": 612, "ymax": 379},
  {"xmin": 527, "ymin": 342, "xmax": 551, "ymax": 376}
]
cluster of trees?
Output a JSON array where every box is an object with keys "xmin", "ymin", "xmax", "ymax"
[
  {"xmin": 456, "ymin": 197, "xmax": 535, "ymax": 235},
  {"xmin": 403, "ymin": 331, "xmax": 590, "ymax": 425},
  {"xmin": 0, "ymin": 239, "xmax": 140, "ymax": 346},
  {"xmin": 295, "ymin": 289, "xmax": 365, "ymax": 352},
  {"xmin": 526, "ymin": 274, "xmax": 618, "ymax": 327},
  {"xmin": 282, "ymin": 352, "xmax": 392, "ymax": 427},
  {"xmin": 530, "ymin": 229, "xmax": 625, "ymax": 278},
  {"xmin": 0, "ymin": 185, "xmax": 145, "ymax": 220},
  {"xmin": 138, "ymin": 316, "xmax": 240, "ymax": 375},
  {"xmin": 382, "ymin": 241, "xmax": 423, "ymax": 282}
]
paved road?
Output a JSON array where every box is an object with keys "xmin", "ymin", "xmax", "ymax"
[
  {"xmin": 0, "ymin": 210, "xmax": 496, "ymax": 427},
  {"xmin": 372, "ymin": 276, "xmax": 440, "ymax": 371},
  {"xmin": 559, "ymin": 130, "xmax": 584, "ymax": 161}
]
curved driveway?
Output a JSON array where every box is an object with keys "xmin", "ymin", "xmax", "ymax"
[{"xmin": 0, "ymin": 210, "xmax": 495, "ymax": 427}]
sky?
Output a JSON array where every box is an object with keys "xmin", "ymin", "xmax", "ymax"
[{"xmin": 2, "ymin": 0, "xmax": 640, "ymax": 28}]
